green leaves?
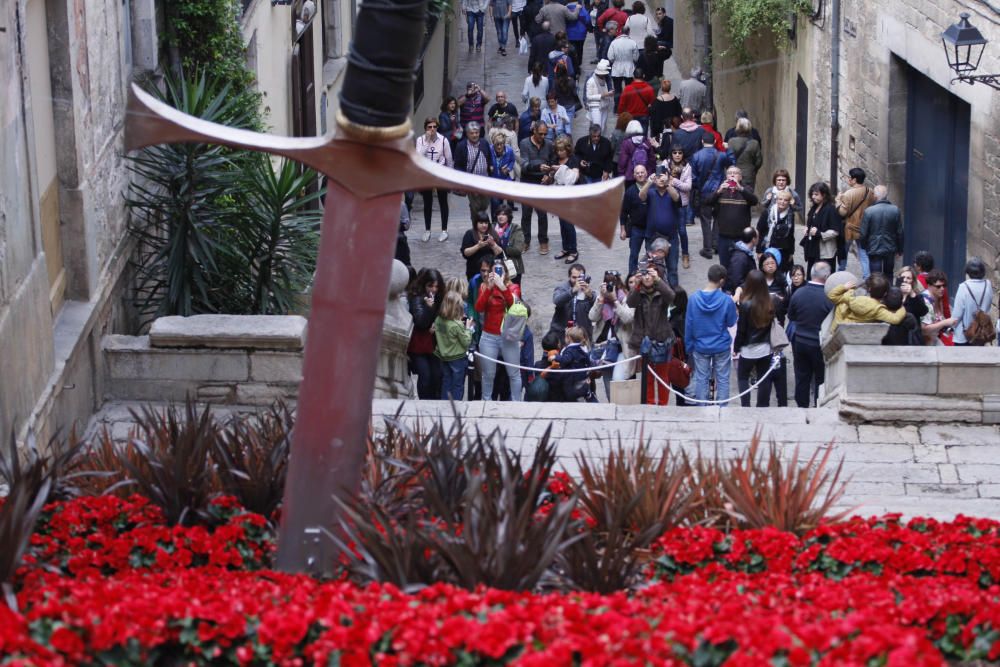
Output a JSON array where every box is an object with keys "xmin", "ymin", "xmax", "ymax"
[
  {"xmin": 712, "ymin": 0, "xmax": 812, "ymax": 74},
  {"xmin": 126, "ymin": 71, "xmax": 323, "ymax": 320}
]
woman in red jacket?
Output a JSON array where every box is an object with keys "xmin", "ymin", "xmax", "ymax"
[{"xmin": 475, "ymin": 260, "xmax": 523, "ymax": 400}]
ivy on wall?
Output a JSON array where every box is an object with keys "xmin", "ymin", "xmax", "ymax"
[
  {"xmin": 164, "ymin": 0, "xmax": 264, "ymax": 126},
  {"xmin": 712, "ymin": 0, "xmax": 812, "ymax": 74}
]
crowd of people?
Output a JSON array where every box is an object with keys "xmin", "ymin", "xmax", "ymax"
[{"xmin": 397, "ymin": 0, "xmax": 997, "ymax": 406}]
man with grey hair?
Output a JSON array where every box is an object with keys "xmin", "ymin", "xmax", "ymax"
[
  {"xmin": 677, "ymin": 67, "xmax": 707, "ymax": 114},
  {"xmin": 454, "ymin": 121, "xmax": 492, "ymax": 219},
  {"xmin": 859, "ymin": 184, "xmax": 903, "ymax": 277},
  {"xmin": 787, "ymin": 261, "xmax": 833, "ymax": 407}
]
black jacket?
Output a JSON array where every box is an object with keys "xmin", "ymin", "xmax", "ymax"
[
  {"xmin": 707, "ymin": 185, "xmax": 759, "ymax": 239},
  {"xmin": 766, "ymin": 272, "xmax": 790, "ymax": 324},
  {"xmin": 454, "ymin": 138, "xmax": 492, "ymax": 175},
  {"xmin": 734, "ymin": 300, "xmax": 771, "ymax": 351},
  {"xmin": 670, "ymin": 125, "xmax": 704, "ymax": 161},
  {"xmin": 619, "ymin": 182, "xmax": 649, "ymax": 233},
  {"xmin": 725, "ymin": 243, "xmax": 756, "ymax": 294},
  {"xmin": 787, "ymin": 282, "xmax": 832, "ymax": 347},
  {"xmin": 800, "ymin": 203, "xmax": 842, "ymax": 262},
  {"xmin": 756, "ymin": 208, "xmax": 796, "ymax": 269},
  {"xmin": 574, "ymin": 135, "xmax": 614, "ymax": 181},
  {"xmin": 859, "ymin": 200, "xmax": 904, "ymax": 257}
]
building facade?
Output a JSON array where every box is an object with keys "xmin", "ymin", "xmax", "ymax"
[{"xmin": 673, "ymin": 0, "xmax": 1000, "ymax": 286}]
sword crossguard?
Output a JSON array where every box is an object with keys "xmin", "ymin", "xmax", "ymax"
[{"xmin": 125, "ymin": 84, "xmax": 623, "ymax": 246}]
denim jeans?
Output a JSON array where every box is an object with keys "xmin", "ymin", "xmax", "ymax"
[
  {"xmin": 441, "ymin": 357, "xmax": 467, "ymax": 400},
  {"xmin": 478, "ymin": 332, "xmax": 523, "ymax": 401},
  {"xmin": 717, "ymin": 236, "xmax": 738, "ymax": 274},
  {"xmin": 559, "ymin": 218, "xmax": 578, "ymax": 254},
  {"xmin": 466, "ymin": 11, "xmax": 485, "ymax": 46},
  {"xmin": 409, "ymin": 353, "xmax": 442, "ymax": 399},
  {"xmin": 839, "ymin": 239, "xmax": 870, "ymax": 276},
  {"xmin": 679, "ymin": 205, "xmax": 691, "ymax": 254},
  {"xmin": 664, "ymin": 234, "xmax": 680, "ymax": 288},
  {"xmin": 628, "ymin": 228, "xmax": 646, "ymax": 275},
  {"xmin": 493, "ymin": 16, "xmax": 510, "ymax": 46},
  {"xmin": 691, "ymin": 349, "xmax": 731, "ymax": 405}
]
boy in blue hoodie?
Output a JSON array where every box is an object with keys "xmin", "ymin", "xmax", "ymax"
[{"xmin": 685, "ymin": 264, "xmax": 738, "ymax": 404}]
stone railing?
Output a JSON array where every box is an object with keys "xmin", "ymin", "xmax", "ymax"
[
  {"xmin": 821, "ymin": 324, "xmax": 1000, "ymax": 424},
  {"xmin": 101, "ymin": 262, "xmax": 415, "ymax": 405}
]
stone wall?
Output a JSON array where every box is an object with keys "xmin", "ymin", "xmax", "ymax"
[
  {"xmin": 672, "ymin": 0, "xmax": 1000, "ymax": 284},
  {"xmin": 369, "ymin": 399, "xmax": 1000, "ymax": 519}
]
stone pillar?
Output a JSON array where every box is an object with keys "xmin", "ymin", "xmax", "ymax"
[{"xmin": 374, "ymin": 260, "xmax": 414, "ymax": 398}]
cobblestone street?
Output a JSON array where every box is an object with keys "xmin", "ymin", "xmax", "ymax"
[{"xmin": 403, "ymin": 25, "xmax": 868, "ymax": 403}]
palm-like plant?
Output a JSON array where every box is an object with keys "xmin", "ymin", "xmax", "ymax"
[
  {"xmin": 126, "ymin": 72, "xmax": 257, "ymax": 322},
  {"xmin": 213, "ymin": 156, "xmax": 322, "ymax": 315}
]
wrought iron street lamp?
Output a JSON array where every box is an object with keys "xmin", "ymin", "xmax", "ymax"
[{"xmin": 941, "ymin": 13, "xmax": 1000, "ymax": 89}]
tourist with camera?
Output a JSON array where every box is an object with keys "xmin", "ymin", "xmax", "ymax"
[
  {"xmin": 550, "ymin": 263, "xmax": 596, "ymax": 339},
  {"xmin": 475, "ymin": 260, "xmax": 523, "ymax": 400},
  {"xmin": 461, "ymin": 214, "xmax": 504, "ymax": 280},
  {"xmin": 589, "ymin": 270, "xmax": 635, "ymax": 400},
  {"xmin": 628, "ymin": 262, "xmax": 676, "ymax": 405}
]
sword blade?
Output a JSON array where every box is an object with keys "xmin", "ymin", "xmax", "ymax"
[{"xmin": 274, "ymin": 183, "xmax": 401, "ymax": 574}]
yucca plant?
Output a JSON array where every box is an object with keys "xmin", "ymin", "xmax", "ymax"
[
  {"xmin": 0, "ymin": 432, "xmax": 53, "ymax": 611},
  {"xmin": 682, "ymin": 449, "xmax": 734, "ymax": 529},
  {"xmin": 212, "ymin": 156, "xmax": 322, "ymax": 315},
  {"xmin": 113, "ymin": 401, "xmax": 222, "ymax": 526},
  {"xmin": 126, "ymin": 71, "xmax": 257, "ymax": 322},
  {"xmin": 0, "ymin": 430, "xmax": 91, "ymax": 504},
  {"xmin": 212, "ymin": 402, "xmax": 292, "ymax": 521},
  {"xmin": 720, "ymin": 430, "xmax": 851, "ymax": 535}
]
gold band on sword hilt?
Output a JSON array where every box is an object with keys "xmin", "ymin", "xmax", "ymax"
[{"xmin": 335, "ymin": 109, "xmax": 412, "ymax": 141}]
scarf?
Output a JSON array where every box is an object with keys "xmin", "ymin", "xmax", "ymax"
[
  {"xmin": 495, "ymin": 221, "xmax": 512, "ymax": 243},
  {"xmin": 601, "ymin": 291, "xmax": 626, "ymax": 324},
  {"xmin": 765, "ymin": 205, "xmax": 789, "ymax": 247}
]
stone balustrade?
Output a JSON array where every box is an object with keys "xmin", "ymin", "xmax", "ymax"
[
  {"xmin": 820, "ymin": 324, "xmax": 1000, "ymax": 424},
  {"xmin": 101, "ymin": 261, "xmax": 415, "ymax": 405}
]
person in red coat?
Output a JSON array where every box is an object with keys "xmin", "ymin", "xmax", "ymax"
[
  {"xmin": 617, "ymin": 69, "xmax": 656, "ymax": 134},
  {"xmin": 699, "ymin": 110, "xmax": 725, "ymax": 151}
]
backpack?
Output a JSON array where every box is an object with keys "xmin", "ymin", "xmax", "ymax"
[
  {"xmin": 962, "ymin": 283, "xmax": 996, "ymax": 346},
  {"xmin": 501, "ymin": 301, "xmax": 529, "ymax": 343},
  {"xmin": 629, "ymin": 141, "xmax": 650, "ymax": 176}
]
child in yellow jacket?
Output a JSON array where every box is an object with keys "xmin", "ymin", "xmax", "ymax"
[{"xmin": 828, "ymin": 277, "xmax": 905, "ymax": 334}]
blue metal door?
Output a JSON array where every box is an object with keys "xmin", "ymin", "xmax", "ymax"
[{"xmin": 904, "ymin": 65, "xmax": 971, "ymax": 284}]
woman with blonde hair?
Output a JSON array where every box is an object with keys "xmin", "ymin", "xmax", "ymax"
[{"xmin": 435, "ymin": 291, "xmax": 476, "ymax": 399}]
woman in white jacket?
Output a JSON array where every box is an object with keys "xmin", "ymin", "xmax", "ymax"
[
  {"xmin": 589, "ymin": 271, "xmax": 636, "ymax": 400},
  {"xmin": 585, "ymin": 60, "xmax": 615, "ymax": 132},
  {"xmin": 414, "ymin": 117, "xmax": 454, "ymax": 241},
  {"xmin": 623, "ymin": 0, "xmax": 658, "ymax": 47}
]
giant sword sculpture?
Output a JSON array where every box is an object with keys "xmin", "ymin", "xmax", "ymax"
[{"xmin": 124, "ymin": 0, "xmax": 624, "ymax": 575}]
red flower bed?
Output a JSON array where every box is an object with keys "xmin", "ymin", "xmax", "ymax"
[{"xmin": 5, "ymin": 497, "xmax": 1000, "ymax": 666}]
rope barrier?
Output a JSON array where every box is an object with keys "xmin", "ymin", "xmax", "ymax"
[
  {"xmin": 472, "ymin": 351, "xmax": 642, "ymax": 374},
  {"xmin": 646, "ymin": 353, "xmax": 783, "ymax": 405}
]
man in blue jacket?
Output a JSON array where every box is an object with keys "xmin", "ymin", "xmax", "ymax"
[
  {"xmin": 686, "ymin": 264, "xmax": 738, "ymax": 404},
  {"xmin": 689, "ymin": 134, "xmax": 733, "ymax": 260}
]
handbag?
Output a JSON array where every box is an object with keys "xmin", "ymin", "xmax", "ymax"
[
  {"xmin": 501, "ymin": 300, "xmax": 528, "ymax": 342},
  {"xmin": 769, "ymin": 318, "xmax": 790, "ymax": 351},
  {"xmin": 501, "ymin": 251, "xmax": 518, "ymax": 279},
  {"xmin": 666, "ymin": 358, "xmax": 691, "ymax": 389},
  {"xmin": 518, "ymin": 35, "xmax": 530, "ymax": 54}
]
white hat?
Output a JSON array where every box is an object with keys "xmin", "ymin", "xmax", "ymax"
[
  {"xmin": 594, "ymin": 59, "xmax": 611, "ymax": 75},
  {"xmin": 625, "ymin": 120, "xmax": 643, "ymax": 136}
]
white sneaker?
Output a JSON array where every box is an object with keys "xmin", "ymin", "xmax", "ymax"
[
  {"xmin": 421, "ymin": 230, "xmax": 431, "ymax": 242},
  {"xmin": 438, "ymin": 231, "xmax": 449, "ymax": 242}
]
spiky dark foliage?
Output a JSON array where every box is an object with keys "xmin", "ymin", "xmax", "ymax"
[
  {"xmin": 113, "ymin": 401, "xmax": 222, "ymax": 526},
  {"xmin": 212, "ymin": 403, "xmax": 292, "ymax": 521},
  {"xmin": 0, "ymin": 432, "xmax": 53, "ymax": 610},
  {"xmin": 338, "ymin": 422, "xmax": 582, "ymax": 592}
]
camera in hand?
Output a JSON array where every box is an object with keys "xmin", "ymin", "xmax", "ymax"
[
  {"xmin": 656, "ymin": 164, "xmax": 667, "ymax": 176},
  {"xmin": 605, "ymin": 281, "xmax": 616, "ymax": 294},
  {"xmin": 580, "ymin": 275, "xmax": 591, "ymax": 284}
]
